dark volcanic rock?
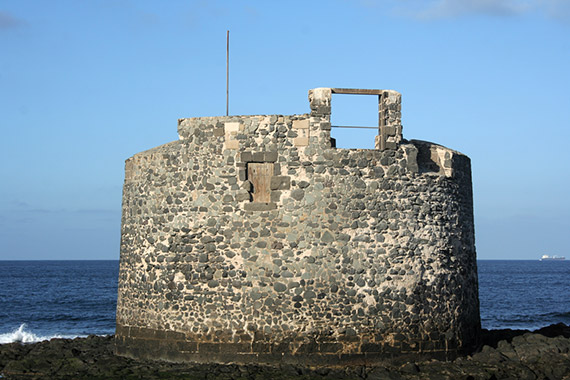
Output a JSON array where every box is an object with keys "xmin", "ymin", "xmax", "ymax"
[
  {"xmin": 535, "ymin": 322, "xmax": 570, "ymax": 338},
  {"xmin": 1, "ymin": 325, "xmax": 570, "ymax": 380},
  {"xmin": 479, "ymin": 322, "xmax": 570, "ymax": 349}
]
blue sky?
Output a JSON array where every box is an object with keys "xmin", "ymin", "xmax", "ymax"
[{"xmin": 1, "ymin": 0, "xmax": 568, "ymax": 260}]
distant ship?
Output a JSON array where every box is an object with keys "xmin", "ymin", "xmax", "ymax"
[{"xmin": 540, "ymin": 255, "xmax": 566, "ymax": 261}]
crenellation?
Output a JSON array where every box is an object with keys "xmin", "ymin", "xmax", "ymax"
[{"xmin": 115, "ymin": 87, "xmax": 480, "ymax": 365}]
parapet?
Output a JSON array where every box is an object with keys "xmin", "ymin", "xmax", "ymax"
[
  {"xmin": 177, "ymin": 87, "xmax": 402, "ymax": 152},
  {"xmin": 309, "ymin": 88, "xmax": 403, "ymax": 150},
  {"xmin": 116, "ymin": 88, "xmax": 480, "ymax": 365}
]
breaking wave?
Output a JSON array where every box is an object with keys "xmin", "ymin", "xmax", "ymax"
[{"xmin": 0, "ymin": 324, "xmax": 79, "ymax": 344}]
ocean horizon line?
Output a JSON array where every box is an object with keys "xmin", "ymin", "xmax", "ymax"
[{"xmin": 1, "ymin": 258, "xmax": 561, "ymax": 262}]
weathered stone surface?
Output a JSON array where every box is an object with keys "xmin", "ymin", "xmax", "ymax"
[
  {"xmin": 3, "ymin": 327, "xmax": 570, "ymax": 379},
  {"xmin": 270, "ymin": 176, "xmax": 290, "ymax": 190},
  {"xmin": 293, "ymin": 137, "xmax": 309, "ymax": 146},
  {"xmin": 290, "ymin": 189, "xmax": 305, "ymax": 201},
  {"xmin": 117, "ymin": 88, "xmax": 479, "ymax": 366},
  {"xmin": 292, "ymin": 119, "xmax": 309, "ymax": 129},
  {"xmin": 224, "ymin": 139, "xmax": 239, "ymax": 150}
]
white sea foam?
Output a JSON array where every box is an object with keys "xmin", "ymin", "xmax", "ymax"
[{"xmin": 0, "ymin": 324, "xmax": 77, "ymax": 344}]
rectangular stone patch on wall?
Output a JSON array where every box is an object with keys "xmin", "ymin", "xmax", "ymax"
[
  {"xmin": 224, "ymin": 139, "xmax": 239, "ymax": 150},
  {"xmin": 292, "ymin": 120, "xmax": 309, "ymax": 130},
  {"xmin": 293, "ymin": 137, "xmax": 309, "ymax": 146},
  {"xmin": 224, "ymin": 122, "xmax": 241, "ymax": 133},
  {"xmin": 292, "ymin": 119, "xmax": 310, "ymax": 147}
]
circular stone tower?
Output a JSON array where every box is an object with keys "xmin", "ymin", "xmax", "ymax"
[{"xmin": 115, "ymin": 88, "xmax": 480, "ymax": 365}]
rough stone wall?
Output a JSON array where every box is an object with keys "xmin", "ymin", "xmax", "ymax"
[{"xmin": 115, "ymin": 88, "xmax": 480, "ymax": 365}]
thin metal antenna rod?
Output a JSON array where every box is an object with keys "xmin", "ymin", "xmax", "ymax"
[{"xmin": 226, "ymin": 30, "xmax": 229, "ymax": 116}]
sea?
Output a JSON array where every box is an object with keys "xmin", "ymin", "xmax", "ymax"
[{"xmin": 0, "ymin": 260, "xmax": 568, "ymax": 344}]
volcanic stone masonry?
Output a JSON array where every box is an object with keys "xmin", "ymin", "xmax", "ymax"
[{"xmin": 115, "ymin": 87, "xmax": 480, "ymax": 365}]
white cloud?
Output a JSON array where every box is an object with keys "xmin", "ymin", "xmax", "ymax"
[
  {"xmin": 420, "ymin": 0, "xmax": 530, "ymax": 18},
  {"xmin": 365, "ymin": 0, "xmax": 570, "ymax": 23},
  {"xmin": 391, "ymin": 0, "xmax": 531, "ymax": 19},
  {"xmin": 0, "ymin": 11, "xmax": 24, "ymax": 29},
  {"xmin": 539, "ymin": 0, "xmax": 570, "ymax": 24}
]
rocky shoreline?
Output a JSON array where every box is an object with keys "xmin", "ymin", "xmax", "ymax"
[{"xmin": 1, "ymin": 324, "xmax": 569, "ymax": 380}]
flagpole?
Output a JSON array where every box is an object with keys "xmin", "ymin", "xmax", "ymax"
[{"xmin": 226, "ymin": 30, "xmax": 229, "ymax": 116}]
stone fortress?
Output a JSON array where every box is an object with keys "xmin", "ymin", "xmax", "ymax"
[{"xmin": 115, "ymin": 88, "xmax": 480, "ymax": 365}]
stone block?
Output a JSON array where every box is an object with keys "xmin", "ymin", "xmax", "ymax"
[
  {"xmin": 400, "ymin": 341, "xmax": 420, "ymax": 352},
  {"xmin": 252, "ymin": 342, "xmax": 271, "ymax": 352},
  {"xmin": 240, "ymin": 152, "xmax": 253, "ymax": 162},
  {"xmin": 241, "ymin": 179, "xmax": 252, "ymax": 191},
  {"xmin": 244, "ymin": 202, "xmax": 277, "ymax": 212},
  {"xmin": 252, "ymin": 152, "xmax": 265, "ymax": 162},
  {"xmin": 321, "ymin": 230, "xmax": 334, "ymax": 243},
  {"xmin": 338, "ymin": 354, "xmax": 367, "ymax": 366},
  {"xmin": 270, "ymin": 176, "xmax": 290, "ymax": 190},
  {"xmin": 131, "ymin": 326, "xmax": 156, "ymax": 340},
  {"xmin": 273, "ymin": 163, "xmax": 281, "ymax": 175},
  {"xmin": 290, "ymin": 189, "xmax": 304, "ymax": 201},
  {"xmin": 296, "ymin": 341, "xmax": 319, "ymax": 353},
  {"xmin": 270, "ymin": 341, "xmax": 292, "ymax": 354},
  {"xmin": 224, "ymin": 122, "xmax": 240, "ymax": 133},
  {"xmin": 319, "ymin": 343, "xmax": 343, "ymax": 353},
  {"xmin": 293, "ymin": 137, "xmax": 309, "ymax": 147},
  {"xmin": 270, "ymin": 191, "xmax": 281, "ymax": 203},
  {"xmin": 264, "ymin": 151, "xmax": 278, "ymax": 162},
  {"xmin": 273, "ymin": 282, "xmax": 287, "ymax": 292},
  {"xmin": 165, "ymin": 330, "xmax": 186, "ymax": 340},
  {"xmin": 225, "ymin": 139, "xmax": 239, "ymax": 150},
  {"xmin": 383, "ymin": 126, "xmax": 396, "ymax": 135},
  {"xmin": 309, "ymin": 87, "xmax": 332, "ymax": 108},
  {"xmin": 360, "ymin": 343, "xmax": 383, "ymax": 353},
  {"xmin": 235, "ymin": 190, "xmax": 251, "ymax": 202},
  {"xmin": 219, "ymin": 343, "xmax": 252, "ymax": 354},
  {"xmin": 115, "ymin": 324, "xmax": 129, "ymax": 336},
  {"xmin": 314, "ymin": 106, "xmax": 331, "ymax": 115},
  {"xmin": 176, "ymin": 340, "xmax": 198, "ymax": 353},
  {"xmin": 381, "ymin": 343, "xmax": 401, "ymax": 354},
  {"xmin": 374, "ymin": 135, "xmax": 384, "ymax": 150},
  {"xmin": 199, "ymin": 343, "xmax": 221, "ymax": 354},
  {"xmin": 292, "ymin": 119, "xmax": 309, "ymax": 129}
]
